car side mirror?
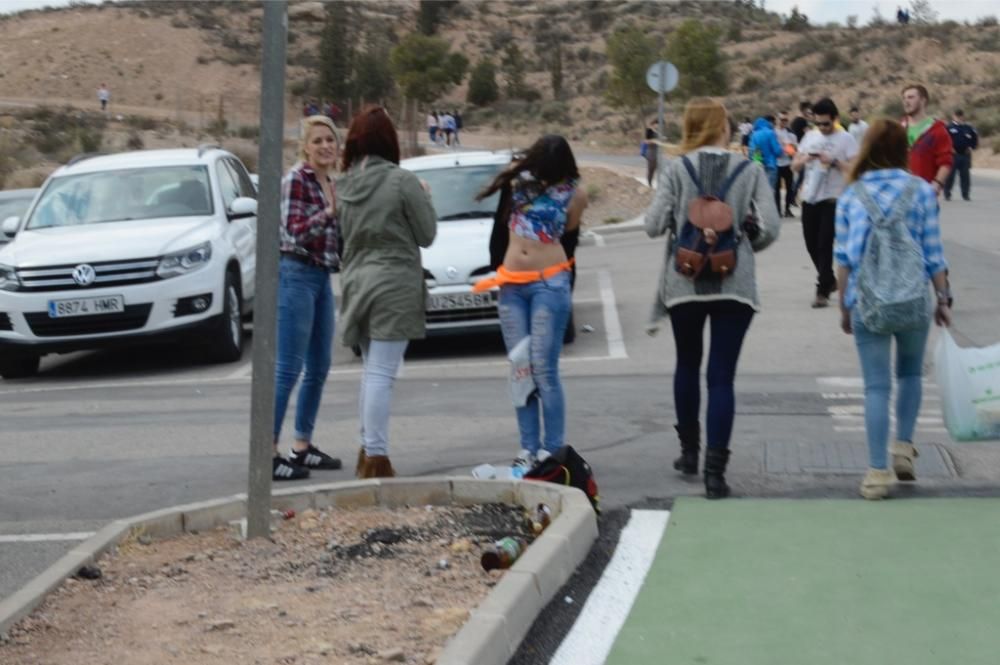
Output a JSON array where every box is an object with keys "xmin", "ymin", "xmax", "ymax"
[
  {"xmin": 2, "ymin": 216, "xmax": 19, "ymax": 238},
  {"xmin": 228, "ymin": 197, "xmax": 257, "ymax": 220}
]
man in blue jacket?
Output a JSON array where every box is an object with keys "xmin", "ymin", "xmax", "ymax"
[
  {"xmin": 748, "ymin": 116, "xmax": 783, "ymax": 191},
  {"xmin": 945, "ymin": 109, "xmax": 978, "ymax": 201}
]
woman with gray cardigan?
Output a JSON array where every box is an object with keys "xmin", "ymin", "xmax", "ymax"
[{"xmin": 645, "ymin": 97, "xmax": 781, "ymax": 498}]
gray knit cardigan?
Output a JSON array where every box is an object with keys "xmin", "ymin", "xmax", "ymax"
[{"xmin": 644, "ymin": 148, "xmax": 782, "ymax": 326}]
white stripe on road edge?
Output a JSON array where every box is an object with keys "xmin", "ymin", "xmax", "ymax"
[
  {"xmin": 549, "ymin": 509, "xmax": 670, "ymax": 665},
  {"xmin": 834, "ymin": 426, "xmax": 948, "ymax": 433},
  {"xmin": 598, "ymin": 269, "xmax": 628, "ymax": 360},
  {"xmin": 0, "ymin": 532, "xmax": 96, "ymax": 543}
]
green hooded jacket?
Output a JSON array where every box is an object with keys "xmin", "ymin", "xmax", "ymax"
[{"xmin": 336, "ymin": 155, "xmax": 437, "ymax": 347}]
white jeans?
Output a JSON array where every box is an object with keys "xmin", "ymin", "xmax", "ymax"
[{"xmin": 359, "ymin": 340, "xmax": 408, "ymax": 456}]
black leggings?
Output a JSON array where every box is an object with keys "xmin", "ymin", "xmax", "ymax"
[{"xmin": 669, "ymin": 300, "xmax": 754, "ymax": 450}]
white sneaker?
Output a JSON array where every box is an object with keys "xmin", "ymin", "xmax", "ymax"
[{"xmin": 511, "ymin": 449, "xmax": 536, "ymax": 478}]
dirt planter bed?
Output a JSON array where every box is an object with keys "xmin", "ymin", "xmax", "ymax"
[{"xmin": 0, "ymin": 478, "xmax": 599, "ymax": 665}]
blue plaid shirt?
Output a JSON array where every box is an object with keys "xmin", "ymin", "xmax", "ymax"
[{"xmin": 835, "ymin": 169, "xmax": 947, "ymax": 308}]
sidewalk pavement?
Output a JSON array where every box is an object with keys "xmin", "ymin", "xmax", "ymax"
[{"xmin": 606, "ymin": 497, "xmax": 1000, "ymax": 665}]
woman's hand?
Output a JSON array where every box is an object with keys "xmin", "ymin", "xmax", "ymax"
[
  {"xmin": 840, "ymin": 306, "xmax": 853, "ymax": 335},
  {"xmin": 934, "ymin": 302, "xmax": 952, "ymax": 327}
]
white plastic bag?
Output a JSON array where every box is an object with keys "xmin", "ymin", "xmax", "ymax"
[
  {"xmin": 934, "ymin": 329, "xmax": 1000, "ymax": 441},
  {"xmin": 800, "ymin": 162, "xmax": 828, "ymax": 204},
  {"xmin": 508, "ymin": 336, "xmax": 536, "ymax": 407}
]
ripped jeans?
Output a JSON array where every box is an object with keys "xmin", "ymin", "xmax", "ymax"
[{"xmin": 498, "ymin": 271, "xmax": 572, "ymax": 456}]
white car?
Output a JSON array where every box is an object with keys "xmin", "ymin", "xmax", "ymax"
[
  {"xmin": 0, "ymin": 146, "xmax": 258, "ymax": 379},
  {"xmin": 402, "ymin": 151, "xmax": 512, "ymax": 337}
]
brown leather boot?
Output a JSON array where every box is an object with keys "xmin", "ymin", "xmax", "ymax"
[
  {"xmin": 358, "ymin": 455, "xmax": 396, "ymax": 479},
  {"xmin": 355, "ymin": 447, "xmax": 367, "ymax": 477}
]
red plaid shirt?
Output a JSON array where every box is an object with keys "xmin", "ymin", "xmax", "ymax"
[{"xmin": 280, "ymin": 163, "xmax": 339, "ymax": 270}]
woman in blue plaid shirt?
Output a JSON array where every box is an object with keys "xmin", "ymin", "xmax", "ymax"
[{"xmin": 834, "ymin": 118, "xmax": 952, "ymax": 500}]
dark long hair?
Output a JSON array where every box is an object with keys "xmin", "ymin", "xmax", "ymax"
[
  {"xmin": 477, "ymin": 134, "xmax": 579, "ymax": 201},
  {"xmin": 340, "ymin": 105, "xmax": 400, "ymax": 171},
  {"xmin": 848, "ymin": 118, "xmax": 909, "ymax": 182}
]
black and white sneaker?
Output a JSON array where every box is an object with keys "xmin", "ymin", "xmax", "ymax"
[
  {"xmin": 273, "ymin": 456, "xmax": 310, "ymax": 481},
  {"xmin": 288, "ymin": 444, "xmax": 343, "ymax": 470}
]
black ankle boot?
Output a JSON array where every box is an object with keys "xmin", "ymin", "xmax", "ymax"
[
  {"xmin": 704, "ymin": 448, "xmax": 731, "ymax": 499},
  {"xmin": 673, "ymin": 424, "xmax": 700, "ymax": 476}
]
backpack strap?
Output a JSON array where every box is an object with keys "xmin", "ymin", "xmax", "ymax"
[
  {"xmin": 680, "ymin": 156, "xmax": 705, "ymax": 196},
  {"xmin": 852, "ymin": 179, "xmax": 920, "ymax": 228},
  {"xmin": 716, "ymin": 159, "xmax": 752, "ymax": 201}
]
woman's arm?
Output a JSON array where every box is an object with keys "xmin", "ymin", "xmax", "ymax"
[
  {"xmin": 749, "ymin": 164, "xmax": 781, "ymax": 251},
  {"xmin": 644, "ymin": 161, "xmax": 675, "ymax": 238},
  {"xmin": 282, "ymin": 170, "xmax": 332, "ymax": 241},
  {"xmin": 400, "ymin": 170, "xmax": 437, "ymax": 248},
  {"xmin": 565, "ymin": 187, "xmax": 588, "ymax": 232}
]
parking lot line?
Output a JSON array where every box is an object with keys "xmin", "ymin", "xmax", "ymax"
[
  {"xmin": 598, "ymin": 269, "xmax": 628, "ymax": 359},
  {"xmin": 225, "ymin": 361, "xmax": 254, "ymax": 380},
  {"xmin": 0, "ymin": 532, "xmax": 95, "ymax": 543}
]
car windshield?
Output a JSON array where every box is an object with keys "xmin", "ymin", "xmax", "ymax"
[
  {"xmin": 0, "ymin": 194, "xmax": 34, "ymax": 222},
  {"xmin": 25, "ymin": 165, "xmax": 213, "ymax": 230},
  {"xmin": 415, "ymin": 164, "xmax": 505, "ymax": 221}
]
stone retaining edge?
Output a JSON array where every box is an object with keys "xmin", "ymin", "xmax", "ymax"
[{"xmin": 0, "ymin": 478, "xmax": 599, "ymax": 665}]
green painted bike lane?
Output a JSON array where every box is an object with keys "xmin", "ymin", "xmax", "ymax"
[{"xmin": 607, "ymin": 498, "xmax": 1000, "ymax": 665}]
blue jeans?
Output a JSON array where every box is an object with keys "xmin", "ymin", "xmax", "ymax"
[
  {"xmin": 359, "ymin": 339, "xmax": 408, "ymax": 457},
  {"xmin": 764, "ymin": 165, "xmax": 778, "ymax": 191},
  {"xmin": 852, "ymin": 309, "xmax": 930, "ymax": 469},
  {"xmin": 498, "ymin": 271, "xmax": 572, "ymax": 456},
  {"xmin": 669, "ymin": 300, "xmax": 754, "ymax": 450},
  {"xmin": 274, "ymin": 258, "xmax": 335, "ymax": 443}
]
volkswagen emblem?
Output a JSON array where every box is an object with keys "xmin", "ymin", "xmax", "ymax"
[
  {"xmin": 445, "ymin": 266, "xmax": 459, "ymax": 280},
  {"xmin": 72, "ymin": 264, "xmax": 96, "ymax": 287}
]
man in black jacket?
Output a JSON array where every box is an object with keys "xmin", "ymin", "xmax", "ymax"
[{"xmin": 944, "ymin": 109, "xmax": 978, "ymax": 201}]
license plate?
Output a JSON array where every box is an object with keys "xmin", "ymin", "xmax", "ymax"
[
  {"xmin": 48, "ymin": 295, "xmax": 125, "ymax": 318},
  {"xmin": 426, "ymin": 292, "xmax": 495, "ymax": 312}
]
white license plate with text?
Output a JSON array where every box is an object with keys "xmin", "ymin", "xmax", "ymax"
[
  {"xmin": 426, "ymin": 292, "xmax": 496, "ymax": 312},
  {"xmin": 48, "ymin": 295, "xmax": 126, "ymax": 318}
]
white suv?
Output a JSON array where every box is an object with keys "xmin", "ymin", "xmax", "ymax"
[{"xmin": 0, "ymin": 146, "xmax": 258, "ymax": 379}]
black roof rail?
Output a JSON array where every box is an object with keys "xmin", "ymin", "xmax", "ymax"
[
  {"xmin": 65, "ymin": 152, "xmax": 103, "ymax": 167},
  {"xmin": 197, "ymin": 143, "xmax": 221, "ymax": 158}
]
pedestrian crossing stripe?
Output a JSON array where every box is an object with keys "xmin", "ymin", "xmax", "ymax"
[{"xmin": 818, "ymin": 377, "xmax": 947, "ymax": 435}]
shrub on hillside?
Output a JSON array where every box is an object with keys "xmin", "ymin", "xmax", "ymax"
[
  {"xmin": 739, "ymin": 76, "xmax": 763, "ymax": 94},
  {"xmin": 540, "ymin": 101, "xmax": 571, "ymax": 125}
]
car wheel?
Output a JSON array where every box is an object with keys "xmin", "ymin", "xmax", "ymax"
[
  {"xmin": 208, "ymin": 270, "xmax": 244, "ymax": 363},
  {"xmin": 563, "ymin": 308, "xmax": 576, "ymax": 345},
  {"xmin": 0, "ymin": 353, "xmax": 40, "ymax": 379}
]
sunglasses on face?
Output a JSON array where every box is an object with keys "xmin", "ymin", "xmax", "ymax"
[{"xmin": 815, "ymin": 121, "xmax": 833, "ymax": 127}]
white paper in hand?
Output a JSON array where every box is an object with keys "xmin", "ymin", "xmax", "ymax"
[{"xmin": 508, "ymin": 336, "xmax": 536, "ymax": 407}]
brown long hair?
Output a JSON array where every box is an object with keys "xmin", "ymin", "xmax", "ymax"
[
  {"xmin": 848, "ymin": 118, "xmax": 909, "ymax": 182},
  {"xmin": 680, "ymin": 97, "xmax": 729, "ymax": 154},
  {"xmin": 340, "ymin": 105, "xmax": 400, "ymax": 171}
]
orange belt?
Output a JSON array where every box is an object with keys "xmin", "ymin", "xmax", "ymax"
[{"xmin": 472, "ymin": 259, "xmax": 574, "ymax": 293}]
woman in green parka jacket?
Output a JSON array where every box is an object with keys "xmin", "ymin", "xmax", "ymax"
[{"xmin": 336, "ymin": 106, "xmax": 437, "ymax": 479}]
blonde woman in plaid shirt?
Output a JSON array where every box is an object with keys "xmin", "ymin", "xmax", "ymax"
[
  {"xmin": 834, "ymin": 118, "xmax": 952, "ymax": 500},
  {"xmin": 272, "ymin": 115, "xmax": 344, "ymax": 481}
]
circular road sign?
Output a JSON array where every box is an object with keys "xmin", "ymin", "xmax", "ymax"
[{"xmin": 646, "ymin": 61, "xmax": 679, "ymax": 94}]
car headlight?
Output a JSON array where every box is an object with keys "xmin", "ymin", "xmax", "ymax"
[
  {"xmin": 156, "ymin": 242, "xmax": 212, "ymax": 279},
  {"xmin": 0, "ymin": 264, "xmax": 20, "ymax": 292}
]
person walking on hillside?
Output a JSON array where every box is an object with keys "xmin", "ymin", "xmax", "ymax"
[
  {"xmin": 793, "ymin": 97, "xmax": 859, "ymax": 309},
  {"xmin": 749, "ymin": 115, "xmax": 783, "ymax": 191},
  {"xmin": 427, "ymin": 110, "xmax": 439, "ymax": 145},
  {"xmin": 97, "ymin": 83, "xmax": 110, "ymax": 112},
  {"xmin": 645, "ymin": 98, "xmax": 781, "ymax": 499},
  {"xmin": 473, "ymin": 135, "xmax": 589, "ymax": 473},
  {"xmin": 900, "ymin": 84, "xmax": 952, "ymax": 195},
  {"xmin": 775, "ymin": 111, "xmax": 798, "ymax": 217},
  {"xmin": 945, "ymin": 109, "xmax": 978, "ymax": 201},
  {"xmin": 272, "ymin": 115, "xmax": 344, "ymax": 481},
  {"xmin": 337, "ymin": 107, "xmax": 438, "ymax": 479},
  {"xmin": 834, "ymin": 118, "xmax": 951, "ymax": 500},
  {"xmin": 848, "ymin": 107, "xmax": 869, "ymax": 145}
]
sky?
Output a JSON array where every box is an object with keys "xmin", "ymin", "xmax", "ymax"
[{"xmin": 1, "ymin": 0, "xmax": 997, "ymax": 24}]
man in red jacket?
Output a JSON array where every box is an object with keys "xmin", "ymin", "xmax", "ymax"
[{"xmin": 901, "ymin": 84, "xmax": 952, "ymax": 196}]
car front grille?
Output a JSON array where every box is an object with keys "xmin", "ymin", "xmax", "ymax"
[
  {"xmin": 16, "ymin": 258, "xmax": 160, "ymax": 292},
  {"xmin": 0, "ymin": 312, "xmax": 11, "ymax": 331},
  {"xmin": 24, "ymin": 304, "xmax": 153, "ymax": 337},
  {"xmin": 426, "ymin": 305, "xmax": 498, "ymax": 324}
]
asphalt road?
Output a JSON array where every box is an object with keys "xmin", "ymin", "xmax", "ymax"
[{"xmin": 2, "ymin": 168, "xmax": 999, "ymax": 606}]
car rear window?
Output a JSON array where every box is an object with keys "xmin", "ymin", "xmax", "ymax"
[
  {"xmin": 413, "ymin": 164, "xmax": 505, "ymax": 221},
  {"xmin": 25, "ymin": 165, "xmax": 213, "ymax": 229}
]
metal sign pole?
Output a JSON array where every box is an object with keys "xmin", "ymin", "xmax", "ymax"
[
  {"xmin": 657, "ymin": 60, "xmax": 665, "ymax": 140},
  {"xmin": 247, "ymin": 0, "xmax": 287, "ymax": 540}
]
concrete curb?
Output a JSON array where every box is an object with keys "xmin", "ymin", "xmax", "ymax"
[{"xmin": 0, "ymin": 478, "xmax": 598, "ymax": 665}]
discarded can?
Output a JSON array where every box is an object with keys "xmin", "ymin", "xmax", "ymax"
[
  {"xmin": 481, "ymin": 537, "xmax": 526, "ymax": 571},
  {"xmin": 528, "ymin": 503, "xmax": 552, "ymax": 535}
]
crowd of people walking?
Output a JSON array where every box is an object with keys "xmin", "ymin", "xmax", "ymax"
[{"xmin": 272, "ymin": 81, "xmax": 970, "ymax": 502}]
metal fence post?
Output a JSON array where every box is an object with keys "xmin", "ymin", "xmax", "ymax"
[{"xmin": 247, "ymin": 0, "xmax": 287, "ymax": 540}]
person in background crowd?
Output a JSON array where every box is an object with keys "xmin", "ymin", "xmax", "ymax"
[
  {"xmin": 834, "ymin": 118, "xmax": 950, "ymax": 500},
  {"xmin": 945, "ymin": 109, "xmax": 978, "ymax": 201},
  {"xmin": 900, "ymin": 84, "xmax": 952, "ymax": 195},
  {"xmin": 452, "ymin": 110, "xmax": 463, "ymax": 146},
  {"xmin": 748, "ymin": 115, "xmax": 783, "ymax": 191},
  {"xmin": 645, "ymin": 98, "xmax": 781, "ymax": 499},
  {"xmin": 848, "ymin": 107, "xmax": 869, "ymax": 146},
  {"xmin": 337, "ymin": 107, "xmax": 438, "ymax": 479},
  {"xmin": 792, "ymin": 97, "xmax": 859, "ymax": 309},
  {"xmin": 427, "ymin": 110, "xmax": 439, "ymax": 144},
  {"xmin": 97, "ymin": 83, "xmax": 110, "ymax": 112},
  {"xmin": 473, "ymin": 135, "xmax": 588, "ymax": 474},
  {"xmin": 643, "ymin": 119, "xmax": 660, "ymax": 186},
  {"xmin": 738, "ymin": 117, "xmax": 753, "ymax": 155},
  {"xmin": 441, "ymin": 110, "xmax": 456, "ymax": 147},
  {"xmin": 789, "ymin": 101, "xmax": 813, "ymax": 203},
  {"xmin": 272, "ymin": 115, "xmax": 344, "ymax": 481},
  {"xmin": 775, "ymin": 111, "xmax": 798, "ymax": 217}
]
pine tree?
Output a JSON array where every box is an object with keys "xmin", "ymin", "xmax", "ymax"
[{"xmin": 318, "ymin": 3, "xmax": 355, "ymax": 107}]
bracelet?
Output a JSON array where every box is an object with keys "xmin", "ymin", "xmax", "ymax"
[
  {"xmin": 933, "ymin": 178, "xmax": 945, "ymax": 188},
  {"xmin": 936, "ymin": 290, "xmax": 951, "ymax": 301}
]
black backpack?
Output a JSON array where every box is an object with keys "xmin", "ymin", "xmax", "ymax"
[
  {"xmin": 674, "ymin": 156, "xmax": 751, "ymax": 280},
  {"xmin": 524, "ymin": 445, "xmax": 600, "ymax": 513}
]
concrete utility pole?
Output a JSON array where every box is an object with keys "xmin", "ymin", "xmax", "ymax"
[{"xmin": 247, "ymin": 0, "xmax": 287, "ymax": 540}]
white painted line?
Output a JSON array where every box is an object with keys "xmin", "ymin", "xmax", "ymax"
[
  {"xmin": 591, "ymin": 232, "xmax": 606, "ymax": 248},
  {"xmin": 823, "ymin": 392, "xmax": 939, "ymax": 401},
  {"xmin": 834, "ymin": 426, "xmax": 948, "ymax": 433},
  {"xmin": 830, "ymin": 414, "xmax": 944, "ymax": 425},
  {"xmin": 0, "ymin": 532, "xmax": 96, "ymax": 543},
  {"xmin": 598, "ymin": 269, "xmax": 628, "ymax": 359},
  {"xmin": 818, "ymin": 377, "xmax": 940, "ymax": 390},
  {"xmin": 549, "ymin": 509, "xmax": 670, "ymax": 665},
  {"xmin": 225, "ymin": 361, "xmax": 254, "ymax": 380}
]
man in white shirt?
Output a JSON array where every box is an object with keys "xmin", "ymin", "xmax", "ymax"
[
  {"xmin": 848, "ymin": 107, "xmax": 869, "ymax": 146},
  {"xmin": 791, "ymin": 97, "xmax": 859, "ymax": 309},
  {"xmin": 775, "ymin": 111, "xmax": 797, "ymax": 218}
]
